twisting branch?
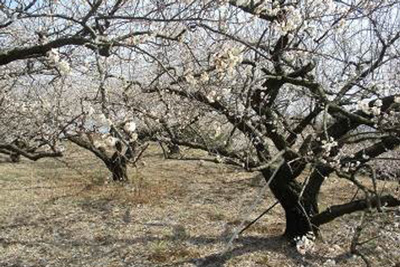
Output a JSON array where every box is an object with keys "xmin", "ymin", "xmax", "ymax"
[{"xmin": 311, "ymin": 195, "xmax": 400, "ymax": 226}]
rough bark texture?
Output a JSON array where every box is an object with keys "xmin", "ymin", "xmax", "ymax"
[
  {"xmin": 262, "ymin": 165, "xmax": 319, "ymax": 240},
  {"xmin": 311, "ymin": 195, "xmax": 400, "ymax": 226},
  {"xmin": 107, "ymin": 159, "xmax": 128, "ymax": 182},
  {"xmin": 108, "ymin": 142, "xmax": 129, "ymax": 182}
]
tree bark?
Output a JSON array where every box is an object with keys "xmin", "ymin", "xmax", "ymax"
[
  {"xmin": 108, "ymin": 151, "xmax": 128, "ymax": 182},
  {"xmin": 106, "ymin": 160, "xmax": 128, "ymax": 182},
  {"xmin": 167, "ymin": 143, "xmax": 181, "ymax": 159},
  {"xmin": 262, "ymin": 165, "xmax": 319, "ymax": 240}
]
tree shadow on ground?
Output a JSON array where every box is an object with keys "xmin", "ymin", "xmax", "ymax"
[
  {"xmin": 173, "ymin": 234, "xmax": 355, "ymax": 267},
  {"xmin": 178, "ymin": 235, "xmax": 293, "ymax": 267},
  {"xmin": 0, "ymin": 223, "xmax": 354, "ymax": 267}
]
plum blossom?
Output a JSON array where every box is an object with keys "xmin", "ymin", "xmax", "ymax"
[
  {"xmin": 104, "ymin": 135, "xmax": 118, "ymax": 148},
  {"xmin": 371, "ymin": 106, "xmax": 381, "ymax": 116},
  {"xmin": 273, "ymin": 6, "xmax": 303, "ymax": 34},
  {"xmin": 374, "ymin": 99, "xmax": 383, "ymax": 107},
  {"xmin": 206, "ymin": 90, "xmax": 218, "ymax": 103},
  {"xmin": 214, "ymin": 46, "xmax": 243, "ymax": 75},
  {"xmin": 46, "ymin": 48, "xmax": 70, "ymax": 75},
  {"xmin": 93, "ymin": 139, "xmax": 104, "ymax": 149},
  {"xmin": 323, "ymin": 259, "xmax": 336, "ymax": 266},
  {"xmin": 57, "ymin": 60, "xmax": 71, "ymax": 75},
  {"xmin": 295, "ymin": 234, "xmax": 315, "ymax": 255},
  {"xmin": 124, "ymin": 121, "xmax": 137, "ymax": 133},
  {"xmin": 321, "ymin": 138, "xmax": 338, "ymax": 155},
  {"xmin": 130, "ymin": 133, "xmax": 138, "ymax": 142},
  {"xmin": 199, "ymin": 72, "xmax": 209, "ymax": 83},
  {"xmin": 357, "ymin": 100, "xmax": 371, "ymax": 114},
  {"xmin": 47, "ymin": 49, "xmax": 60, "ymax": 63},
  {"xmin": 185, "ymin": 72, "xmax": 197, "ymax": 85}
]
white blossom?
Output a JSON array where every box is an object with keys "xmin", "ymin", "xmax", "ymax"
[
  {"xmin": 47, "ymin": 49, "xmax": 60, "ymax": 63},
  {"xmin": 104, "ymin": 136, "xmax": 118, "ymax": 148},
  {"xmin": 321, "ymin": 139, "xmax": 338, "ymax": 154},
  {"xmin": 374, "ymin": 99, "xmax": 383, "ymax": 107},
  {"xmin": 371, "ymin": 106, "xmax": 381, "ymax": 116},
  {"xmin": 185, "ymin": 72, "xmax": 197, "ymax": 86},
  {"xmin": 57, "ymin": 60, "xmax": 71, "ymax": 75},
  {"xmin": 93, "ymin": 139, "xmax": 104, "ymax": 149},
  {"xmin": 214, "ymin": 46, "xmax": 243, "ymax": 75},
  {"xmin": 323, "ymin": 259, "xmax": 336, "ymax": 266},
  {"xmin": 130, "ymin": 132, "xmax": 138, "ymax": 142},
  {"xmin": 357, "ymin": 100, "xmax": 370, "ymax": 114},
  {"xmin": 200, "ymin": 72, "xmax": 209, "ymax": 83},
  {"xmin": 124, "ymin": 121, "xmax": 136, "ymax": 133},
  {"xmin": 295, "ymin": 234, "xmax": 315, "ymax": 255},
  {"xmin": 206, "ymin": 90, "xmax": 218, "ymax": 103}
]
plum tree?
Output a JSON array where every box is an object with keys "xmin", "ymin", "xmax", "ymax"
[{"xmin": 118, "ymin": 0, "xmax": 400, "ymax": 241}]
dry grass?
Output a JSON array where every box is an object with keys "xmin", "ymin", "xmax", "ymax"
[{"xmin": 0, "ymin": 143, "xmax": 399, "ymax": 266}]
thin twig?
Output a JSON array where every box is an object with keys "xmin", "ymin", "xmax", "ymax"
[
  {"xmin": 224, "ymin": 160, "xmax": 284, "ymax": 253},
  {"xmin": 238, "ymin": 201, "xmax": 279, "ymax": 235}
]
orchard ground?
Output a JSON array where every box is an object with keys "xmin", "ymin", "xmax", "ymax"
[{"xmin": 0, "ymin": 143, "xmax": 399, "ymax": 267}]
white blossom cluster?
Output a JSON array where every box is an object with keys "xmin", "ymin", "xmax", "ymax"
[
  {"xmin": 126, "ymin": 32, "xmax": 157, "ymax": 46},
  {"xmin": 307, "ymin": 0, "xmax": 336, "ymax": 16},
  {"xmin": 341, "ymin": 160, "xmax": 361, "ymax": 173},
  {"xmin": 356, "ymin": 99, "xmax": 382, "ymax": 116},
  {"xmin": 80, "ymin": 103, "xmax": 139, "ymax": 150},
  {"xmin": 321, "ymin": 137, "xmax": 338, "ymax": 157},
  {"xmin": 323, "ymin": 259, "xmax": 336, "ymax": 266},
  {"xmin": 295, "ymin": 233, "xmax": 315, "ymax": 255},
  {"xmin": 0, "ymin": 93, "xmax": 61, "ymax": 147},
  {"xmin": 213, "ymin": 46, "xmax": 243, "ymax": 75},
  {"xmin": 206, "ymin": 87, "xmax": 231, "ymax": 103},
  {"xmin": 46, "ymin": 49, "xmax": 71, "ymax": 75},
  {"xmin": 184, "ymin": 71, "xmax": 198, "ymax": 86},
  {"xmin": 272, "ymin": 6, "xmax": 303, "ymax": 34},
  {"xmin": 124, "ymin": 121, "xmax": 139, "ymax": 142}
]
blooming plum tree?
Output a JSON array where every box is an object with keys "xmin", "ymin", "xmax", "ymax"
[{"xmin": 118, "ymin": 0, "xmax": 400, "ymax": 241}]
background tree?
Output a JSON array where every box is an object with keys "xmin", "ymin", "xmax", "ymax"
[{"xmin": 0, "ymin": 0, "xmax": 183, "ymax": 170}]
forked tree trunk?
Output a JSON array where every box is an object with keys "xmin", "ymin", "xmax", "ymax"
[{"xmin": 262, "ymin": 167, "xmax": 319, "ymax": 240}]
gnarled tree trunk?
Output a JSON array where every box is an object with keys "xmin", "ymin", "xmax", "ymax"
[
  {"xmin": 107, "ymin": 149, "xmax": 128, "ymax": 182},
  {"xmin": 262, "ymin": 165, "xmax": 319, "ymax": 240},
  {"xmin": 106, "ymin": 160, "xmax": 128, "ymax": 181}
]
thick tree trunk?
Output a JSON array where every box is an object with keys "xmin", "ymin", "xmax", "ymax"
[
  {"xmin": 107, "ymin": 160, "xmax": 128, "ymax": 182},
  {"xmin": 283, "ymin": 202, "xmax": 316, "ymax": 239},
  {"xmin": 106, "ymin": 141, "xmax": 129, "ymax": 182},
  {"xmin": 167, "ymin": 143, "xmax": 181, "ymax": 159},
  {"xmin": 262, "ymin": 166, "xmax": 319, "ymax": 240}
]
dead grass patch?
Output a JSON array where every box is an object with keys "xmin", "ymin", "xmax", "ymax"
[{"xmin": 0, "ymin": 143, "xmax": 399, "ymax": 266}]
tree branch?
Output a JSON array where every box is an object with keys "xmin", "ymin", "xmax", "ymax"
[{"xmin": 312, "ymin": 195, "xmax": 400, "ymax": 226}]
